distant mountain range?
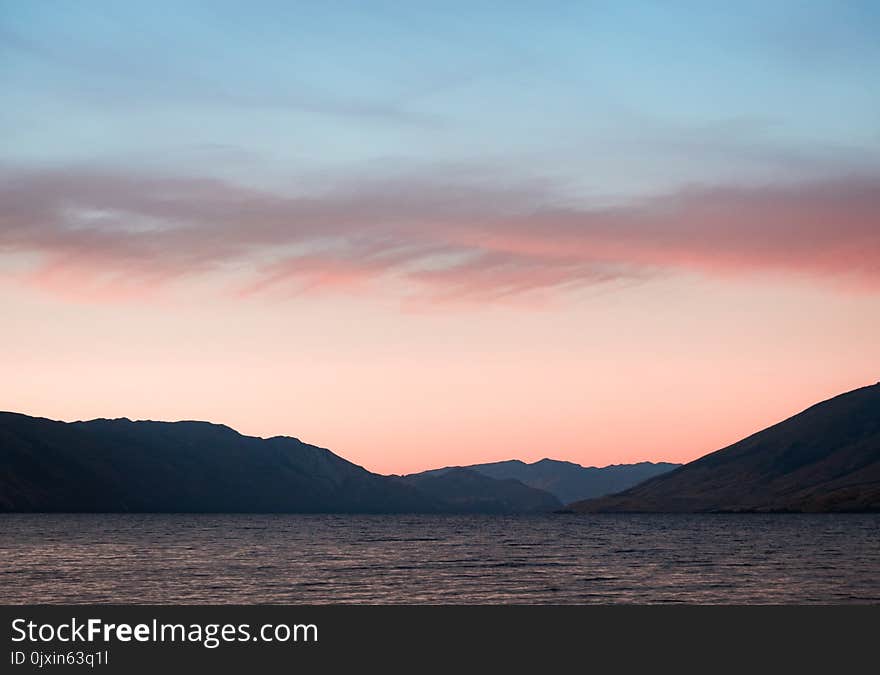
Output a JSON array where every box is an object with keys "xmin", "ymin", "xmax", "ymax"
[
  {"xmin": 571, "ymin": 383, "xmax": 880, "ymax": 513},
  {"xmin": 0, "ymin": 413, "xmax": 559, "ymax": 513},
  {"xmin": 3, "ymin": 381, "xmax": 878, "ymax": 514},
  {"xmin": 406, "ymin": 459, "xmax": 680, "ymax": 504}
]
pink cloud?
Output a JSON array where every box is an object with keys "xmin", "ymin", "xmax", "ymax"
[{"xmin": 1, "ymin": 166, "xmax": 878, "ymax": 304}]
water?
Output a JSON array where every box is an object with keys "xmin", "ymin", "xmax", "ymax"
[{"xmin": 1, "ymin": 514, "xmax": 878, "ymax": 604}]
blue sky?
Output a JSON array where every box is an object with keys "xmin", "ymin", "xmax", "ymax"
[{"xmin": 3, "ymin": 1, "xmax": 879, "ymax": 199}]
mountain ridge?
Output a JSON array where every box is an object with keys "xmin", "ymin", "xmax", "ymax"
[
  {"xmin": 570, "ymin": 382, "xmax": 880, "ymax": 513},
  {"xmin": 409, "ymin": 458, "xmax": 680, "ymax": 504},
  {"xmin": 395, "ymin": 468, "xmax": 562, "ymax": 513},
  {"xmin": 0, "ymin": 411, "xmax": 561, "ymax": 514}
]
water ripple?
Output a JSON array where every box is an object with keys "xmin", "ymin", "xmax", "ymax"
[{"xmin": 0, "ymin": 513, "xmax": 878, "ymax": 604}]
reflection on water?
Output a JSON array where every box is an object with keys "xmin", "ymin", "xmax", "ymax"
[{"xmin": 1, "ymin": 513, "xmax": 878, "ymax": 604}]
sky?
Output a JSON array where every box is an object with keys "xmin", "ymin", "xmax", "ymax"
[{"xmin": 1, "ymin": 1, "xmax": 879, "ymax": 474}]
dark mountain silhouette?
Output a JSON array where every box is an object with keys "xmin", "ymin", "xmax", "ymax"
[
  {"xmin": 396, "ymin": 468, "xmax": 562, "ymax": 513},
  {"xmin": 0, "ymin": 412, "xmax": 561, "ymax": 513},
  {"xmin": 411, "ymin": 459, "xmax": 679, "ymax": 504},
  {"xmin": 571, "ymin": 383, "xmax": 880, "ymax": 513},
  {"xmin": 0, "ymin": 413, "xmax": 435, "ymax": 513}
]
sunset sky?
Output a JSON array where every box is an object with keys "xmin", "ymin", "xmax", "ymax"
[{"xmin": 2, "ymin": 1, "xmax": 879, "ymax": 474}]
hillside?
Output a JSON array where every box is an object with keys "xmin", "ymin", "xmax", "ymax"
[
  {"xmin": 571, "ymin": 383, "xmax": 880, "ymax": 513},
  {"xmin": 0, "ymin": 413, "xmax": 438, "ymax": 513},
  {"xmin": 0, "ymin": 412, "xmax": 565, "ymax": 513},
  {"xmin": 397, "ymin": 468, "xmax": 562, "ymax": 513}
]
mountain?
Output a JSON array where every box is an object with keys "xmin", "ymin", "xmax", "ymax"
[
  {"xmin": 411, "ymin": 459, "xmax": 680, "ymax": 504},
  {"xmin": 571, "ymin": 383, "xmax": 880, "ymax": 513},
  {"xmin": 0, "ymin": 412, "xmax": 438, "ymax": 513},
  {"xmin": 0, "ymin": 412, "xmax": 563, "ymax": 513},
  {"xmin": 396, "ymin": 468, "xmax": 562, "ymax": 513}
]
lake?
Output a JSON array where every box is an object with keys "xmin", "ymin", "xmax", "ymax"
[{"xmin": 1, "ymin": 513, "xmax": 878, "ymax": 604}]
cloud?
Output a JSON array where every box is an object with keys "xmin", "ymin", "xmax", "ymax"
[{"xmin": 1, "ymin": 165, "xmax": 878, "ymax": 305}]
